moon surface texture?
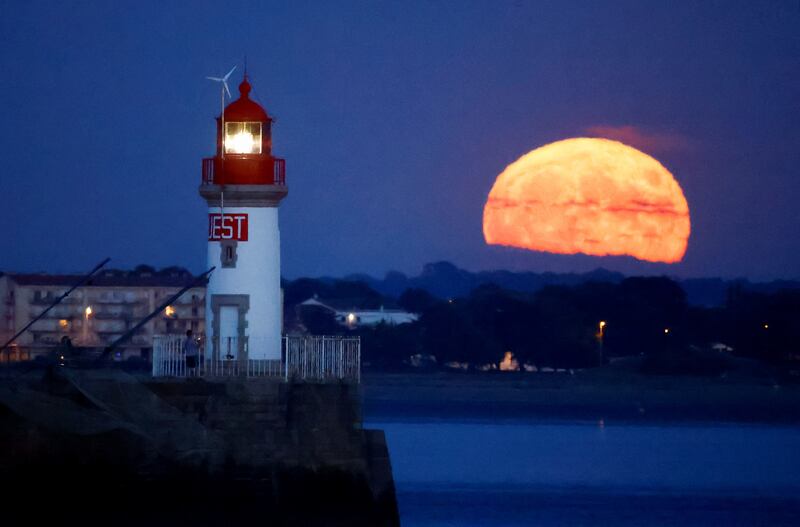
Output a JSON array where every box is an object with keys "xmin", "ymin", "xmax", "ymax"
[{"xmin": 483, "ymin": 138, "xmax": 690, "ymax": 263}]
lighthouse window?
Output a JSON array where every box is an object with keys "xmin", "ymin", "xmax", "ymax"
[
  {"xmin": 220, "ymin": 240, "xmax": 238, "ymax": 268},
  {"xmin": 225, "ymin": 122, "xmax": 262, "ymax": 154}
]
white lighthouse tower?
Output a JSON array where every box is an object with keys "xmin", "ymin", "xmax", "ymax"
[{"xmin": 200, "ymin": 75, "xmax": 287, "ymax": 361}]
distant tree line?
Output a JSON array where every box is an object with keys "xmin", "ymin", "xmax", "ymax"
[{"xmin": 284, "ymin": 277, "xmax": 800, "ymax": 375}]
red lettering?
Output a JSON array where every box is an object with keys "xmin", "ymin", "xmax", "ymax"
[
  {"xmin": 208, "ymin": 213, "xmax": 249, "ymax": 241},
  {"xmin": 235, "ymin": 215, "xmax": 248, "ymax": 241},
  {"xmin": 222, "ymin": 216, "xmax": 234, "ymax": 239},
  {"xmin": 210, "ymin": 215, "xmax": 222, "ymax": 239}
]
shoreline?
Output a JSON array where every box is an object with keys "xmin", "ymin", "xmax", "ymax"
[{"xmin": 362, "ymin": 368, "xmax": 800, "ymax": 425}]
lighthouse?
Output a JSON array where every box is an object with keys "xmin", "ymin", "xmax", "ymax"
[{"xmin": 200, "ymin": 75, "xmax": 287, "ymax": 361}]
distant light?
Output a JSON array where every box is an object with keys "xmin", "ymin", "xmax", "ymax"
[
  {"xmin": 165, "ymin": 305, "xmax": 176, "ymax": 318},
  {"xmin": 664, "ymin": 328, "xmax": 670, "ymax": 334},
  {"xmin": 85, "ymin": 306, "xmax": 92, "ymax": 318},
  {"xmin": 498, "ymin": 351, "xmax": 519, "ymax": 372},
  {"xmin": 598, "ymin": 320, "xmax": 607, "ymax": 339},
  {"xmin": 763, "ymin": 324, "xmax": 769, "ymax": 330},
  {"xmin": 346, "ymin": 313, "xmax": 356, "ymax": 325},
  {"xmin": 448, "ymin": 299, "xmax": 454, "ymax": 304},
  {"xmin": 58, "ymin": 319, "xmax": 69, "ymax": 329}
]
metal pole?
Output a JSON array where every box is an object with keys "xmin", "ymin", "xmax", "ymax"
[
  {"xmin": 152, "ymin": 337, "xmax": 158, "ymax": 376},
  {"xmin": 220, "ymin": 85, "xmax": 225, "ymax": 160},
  {"xmin": 342, "ymin": 340, "xmax": 346, "ymax": 379}
]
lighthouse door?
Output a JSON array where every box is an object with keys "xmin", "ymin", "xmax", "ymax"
[{"xmin": 219, "ymin": 305, "xmax": 239, "ymax": 360}]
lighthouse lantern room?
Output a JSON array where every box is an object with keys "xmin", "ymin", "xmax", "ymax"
[{"xmin": 200, "ymin": 74, "xmax": 287, "ymax": 361}]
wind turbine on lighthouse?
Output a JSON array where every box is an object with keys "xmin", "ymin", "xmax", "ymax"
[
  {"xmin": 206, "ymin": 65, "xmax": 237, "ymax": 159},
  {"xmin": 200, "ymin": 68, "xmax": 288, "ymax": 363}
]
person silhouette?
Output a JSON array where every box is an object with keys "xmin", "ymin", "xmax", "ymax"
[{"xmin": 183, "ymin": 329, "xmax": 200, "ymax": 377}]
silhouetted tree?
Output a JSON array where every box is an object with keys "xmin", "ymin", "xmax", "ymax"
[
  {"xmin": 358, "ymin": 322, "xmax": 422, "ymax": 369},
  {"xmin": 298, "ymin": 306, "xmax": 342, "ymax": 335},
  {"xmin": 604, "ymin": 277, "xmax": 688, "ymax": 358},
  {"xmin": 723, "ymin": 287, "xmax": 800, "ymax": 364},
  {"xmin": 328, "ymin": 281, "xmax": 384, "ymax": 307},
  {"xmin": 398, "ymin": 288, "xmax": 439, "ymax": 314},
  {"xmin": 284, "ymin": 278, "xmax": 330, "ymax": 306},
  {"xmin": 530, "ymin": 286, "xmax": 598, "ymax": 368},
  {"xmin": 418, "ymin": 301, "xmax": 500, "ymax": 364}
]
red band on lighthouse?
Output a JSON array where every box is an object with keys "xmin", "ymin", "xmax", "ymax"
[{"xmin": 208, "ymin": 213, "xmax": 249, "ymax": 241}]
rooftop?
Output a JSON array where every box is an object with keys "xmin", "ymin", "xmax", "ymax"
[
  {"xmin": 4, "ymin": 267, "xmax": 207, "ymax": 288},
  {"xmin": 300, "ymin": 297, "xmax": 407, "ymax": 313}
]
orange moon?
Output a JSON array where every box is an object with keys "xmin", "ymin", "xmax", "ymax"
[{"xmin": 483, "ymin": 138, "xmax": 690, "ymax": 263}]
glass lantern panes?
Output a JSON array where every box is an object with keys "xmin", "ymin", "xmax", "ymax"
[{"xmin": 224, "ymin": 122, "xmax": 262, "ymax": 154}]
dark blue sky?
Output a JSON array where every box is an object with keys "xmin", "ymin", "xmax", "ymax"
[{"xmin": 1, "ymin": 1, "xmax": 798, "ymax": 280}]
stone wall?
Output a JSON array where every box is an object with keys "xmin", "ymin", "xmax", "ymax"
[{"xmin": 0, "ymin": 369, "xmax": 399, "ymax": 526}]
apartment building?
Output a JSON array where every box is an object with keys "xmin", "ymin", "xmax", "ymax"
[{"xmin": 0, "ymin": 266, "xmax": 205, "ymax": 360}]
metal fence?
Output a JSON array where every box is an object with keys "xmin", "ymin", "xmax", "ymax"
[
  {"xmin": 284, "ymin": 335, "xmax": 361, "ymax": 383},
  {"xmin": 202, "ymin": 157, "xmax": 286, "ymax": 185},
  {"xmin": 151, "ymin": 335, "xmax": 360, "ymax": 383}
]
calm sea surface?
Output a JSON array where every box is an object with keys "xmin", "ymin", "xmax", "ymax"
[{"xmin": 366, "ymin": 418, "xmax": 800, "ymax": 526}]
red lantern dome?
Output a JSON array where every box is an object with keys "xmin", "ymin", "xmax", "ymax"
[
  {"xmin": 223, "ymin": 77, "xmax": 270, "ymax": 122},
  {"xmin": 201, "ymin": 75, "xmax": 286, "ymax": 187}
]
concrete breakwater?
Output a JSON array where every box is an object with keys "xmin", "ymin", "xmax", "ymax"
[{"xmin": 0, "ymin": 368, "xmax": 399, "ymax": 526}]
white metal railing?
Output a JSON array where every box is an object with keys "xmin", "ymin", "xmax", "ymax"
[
  {"xmin": 151, "ymin": 335, "xmax": 360, "ymax": 383},
  {"xmin": 284, "ymin": 335, "xmax": 361, "ymax": 383}
]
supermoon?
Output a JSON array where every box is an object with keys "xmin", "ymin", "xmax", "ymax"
[{"xmin": 483, "ymin": 138, "xmax": 690, "ymax": 263}]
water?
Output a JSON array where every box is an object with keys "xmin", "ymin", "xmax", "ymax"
[{"xmin": 367, "ymin": 419, "xmax": 800, "ymax": 526}]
